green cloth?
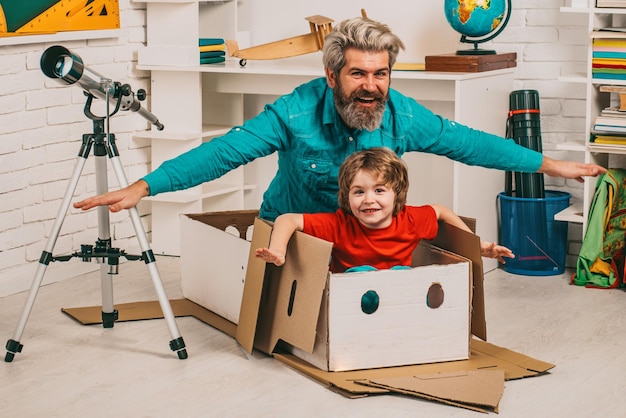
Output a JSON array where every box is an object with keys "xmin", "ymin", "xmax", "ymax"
[{"xmin": 574, "ymin": 168, "xmax": 626, "ymax": 288}]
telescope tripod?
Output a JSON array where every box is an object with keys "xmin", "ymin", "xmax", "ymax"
[{"xmin": 5, "ymin": 97, "xmax": 187, "ymax": 362}]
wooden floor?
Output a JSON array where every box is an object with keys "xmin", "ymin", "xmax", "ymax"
[{"xmin": 2, "ymin": 255, "xmax": 625, "ymax": 417}]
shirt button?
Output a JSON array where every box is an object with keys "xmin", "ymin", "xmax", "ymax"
[
  {"xmin": 311, "ymin": 163, "xmax": 317, "ymax": 169},
  {"xmin": 348, "ymin": 137, "xmax": 354, "ymax": 142},
  {"xmin": 234, "ymin": 127, "xmax": 241, "ymax": 132}
]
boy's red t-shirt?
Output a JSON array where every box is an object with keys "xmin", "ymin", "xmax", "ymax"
[{"xmin": 302, "ymin": 205, "xmax": 438, "ymax": 273}]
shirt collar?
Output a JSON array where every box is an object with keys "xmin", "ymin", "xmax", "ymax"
[{"xmin": 322, "ymin": 83, "xmax": 337, "ymax": 126}]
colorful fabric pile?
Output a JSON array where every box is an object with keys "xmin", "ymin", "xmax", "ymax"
[{"xmin": 592, "ymin": 38, "xmax": 626, "ymax": 80}]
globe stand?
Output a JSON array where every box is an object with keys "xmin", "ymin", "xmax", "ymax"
[
  {"xmin": 446, "ymin": 0, "xmax": 512, "ymax": 57},
  {"xmin": 456, "ymin": 40, "xmax": 496, "ymax": 55}
]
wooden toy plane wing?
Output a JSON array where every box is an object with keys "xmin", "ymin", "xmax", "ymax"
[{"xmin": 226, "ymin": 15, "xmax": 334, "ymax": 66}]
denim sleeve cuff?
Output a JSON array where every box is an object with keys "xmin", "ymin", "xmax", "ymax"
[{"xmin": 142, "ymin": 170, "xmax": 171, "ymax": 196}]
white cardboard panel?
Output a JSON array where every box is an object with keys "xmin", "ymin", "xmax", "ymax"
[
  {"xmin": 179, "ymin": 214, "xmax": 248, "ymax": 324},
  {"xmin": 327, "ymin": 263, "xmax": 470, "ymax": 371}
]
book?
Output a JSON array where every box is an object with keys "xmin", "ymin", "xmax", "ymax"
[
  {"xmin": 200, "ymin": 56, "xmax": 226, "ymax": 65},
  {"xmin": 592, "ymin": 135, "xmax": 626, "ymax": 145},
  {"xmin": 199, "ymin": 38, "xmax": 225, "ymax": 46},
  {"xmin": 597, "ymin": 0, "xmax": 626, "ymax": 7},
  {"xmin": 200, "ymin": 51, "xmax": 225, "ymax": 59},
  {"xmin": 199, "ymin": 44, "xmax": 226, "ymax": 52},
  {"xmin": 424, "ymin": 52, "xmax": 517, "ymax": 73},
  {"xmin": 392, "ymin": 62, "xmax": 425, "ymax": 71},
  {"xmin": 593, "ymin": 115, "xmax": 626, "ymax": 132},
  {"xmin": 593, "ymin": 52, "xmax": 626, "ymax": 59},
  {"xmin": 593, "ymin": 39, "xmax": 626, "ymax": 47},
  {"xmin": 601, "ymin": 106, "xmax": 626, "ymax": 116},
  {"xmin": 593, "ymin": 63, "xmax": 626, "ymax": 70},
  {"xmin": 592, "ymin": 72, "xmax": 626, "ymax": 80},
  {"xmin": 593, "ymin": 69, "xmax": 626, "ymax": 76},
  {"xmin": 593, "ymin": 46, "xmax": 626, "ymax": 52}
]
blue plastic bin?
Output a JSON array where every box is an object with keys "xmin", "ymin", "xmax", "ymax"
[{"xmin": 498, "ymin": 191, "xmax": 570, "ymax": 276}]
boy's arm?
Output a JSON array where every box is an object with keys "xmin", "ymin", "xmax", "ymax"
[
  {"xmin": 430, "ymin": 204, "xmax": 514, "ymax": 262},
  {"xmin": 430, "ymin": 204, "xmax": 474, "ymax": 234},
  {"xmin": 255, "ymin": 213, "xmax": 304, "ymax": 266}
]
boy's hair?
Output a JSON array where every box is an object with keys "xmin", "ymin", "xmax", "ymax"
[
  {"xmin": 322, "ymin": 17, "xmax": 405, "ymax": 76},
  {"xmin": 337, "ymin": 147, "xmax": 409, "ymax": 216}
]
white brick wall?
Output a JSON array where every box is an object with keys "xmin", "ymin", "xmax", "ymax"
[
  {"xmin": 0, "ymin": 1, "xmax": 590, "ymax": 296},
  {"xmin": 0, "ymin": 0, "xmax": 152, "ymax": 296}
]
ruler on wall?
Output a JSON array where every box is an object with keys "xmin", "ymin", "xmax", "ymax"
[{"xmin": 0, "ymin": 0, "xmax": 119, "ymax": 35}]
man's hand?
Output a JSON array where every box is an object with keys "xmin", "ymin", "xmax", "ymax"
[
  {"xmin": 539, "ymin": 156, "xmax": 606, "ymax": 183},
  {"xmin": 73, "ymin": 180, "xmax": 150, "ymax": 212}
]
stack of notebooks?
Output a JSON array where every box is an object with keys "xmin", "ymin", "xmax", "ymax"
[
  {"xmin": 592, "ymin": 105, "xmax": 626, "ymax": 145},
  {"xmin": 592, "ymin": 38, "xmax": 626, "ymax": 81},
  {"xmin": 597, "ymin": 0, "xmax": 626, "ymax": 7},
  {"xmin": 199, "ymin": 38, "xmax": 226, "ymax": 65}
]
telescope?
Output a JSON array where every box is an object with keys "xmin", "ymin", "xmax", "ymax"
[
  {"xmin": 3, "ymin": 46, "xmax": 187, "ymax": 363},
  {"xmin": 40, "ymin": 45, "xmax": 164, "ymax": 130}
]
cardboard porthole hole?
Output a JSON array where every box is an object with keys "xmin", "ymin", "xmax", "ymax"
[
  {"xmin": 426, "ymin": 282, "xmax": 444, "ymax": 309},
  {"xmin": 361, "ymin": 290, "xmax": 380, "ymax": 314},
  {"xmin": 224, "ymin": 225, "xmax": 240, "ymax": 238},
  {"xmin": 223, "ymin": 225, "xmax": 255, "ymax": 241}
]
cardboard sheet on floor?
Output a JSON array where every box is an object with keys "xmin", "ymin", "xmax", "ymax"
[
  {"xmin": 61, "ymin": 298, "xmax": 237, "ymax": 338},
  {"xmin": 62, "ymin": 298, "xmax": 553, "ymax": 414},
  {"xmin": 362, "ymin": 370, "xmax": 505, "ymax": 413},
  {"xmin": 274, "ymin": 339, "xmax": 553, "ymax": 413}
]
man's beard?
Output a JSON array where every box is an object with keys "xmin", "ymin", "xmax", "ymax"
[{"xmin": 333, "ymin": 82, "xmax": 387, "ymax": 132}]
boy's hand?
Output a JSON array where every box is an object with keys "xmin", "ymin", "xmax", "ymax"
[
  {"xmin": 481, "ymin": 241, "xmax": 515, "ymax": 264},
  {"xmin": 255, "ymin": 247, "xmax": 286, "ymax": 266}
]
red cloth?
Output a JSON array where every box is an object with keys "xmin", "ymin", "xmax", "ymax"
[{"xmin": 302, "ymin": 206, "xmax": 438, "ymax": 273}]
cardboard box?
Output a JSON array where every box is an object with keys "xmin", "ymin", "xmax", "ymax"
[
  {"xmin": 181, "ymin": 211, "xmax": 480, "ymax": 370},
  {"xmin": 64, "ymin": 210, "xmax": 554, "ymax": 413},
  {"xmin": 179, "ymin": 210, "xmax": 259, "ymax": 324},
  {"xmin": 425, "ymin": 52, "xmax": 517, "ymax": 73},
  {"xmin": 284, "ymin": 243, "xmax": 471, "ymax": 371}
]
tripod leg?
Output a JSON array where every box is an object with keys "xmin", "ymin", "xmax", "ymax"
[
  {"xmin": 5, "ymin": 156, "xmax": 88, "ymax": 362},
  {"xmin": 109, "ymin": 155, "xmax": 188, "ymax": 360},
  {"xmin": 94, "ymin": 151, "xmax": 117, "ymax": 328}
]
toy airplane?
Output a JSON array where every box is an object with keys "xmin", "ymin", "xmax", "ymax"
[
  {"xmin": 225, "ymin": 14, "xmax": 334, "ymax": 67},
  {"xmin": 225, "ymin": 10, "xmax": 425, "ymax": 72}
]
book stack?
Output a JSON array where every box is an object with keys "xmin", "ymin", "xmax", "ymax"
[
  {"xmin": 592, "ymin": 38, "xmax": 626, "ymax": 81},
  {"xmin": 199, "ymin": 38, "xmax": 226, "ymax": 65},
  {"xmin": 592, "ymin": 103, "xmax": 626, "ymax": 145},
  {"xmin": 597, "ymin": 0, "xmax": 626, "ymax": 7},
  {"xmin": 591, "ymin": 85, "xmax": 626, "ymax": 145}
]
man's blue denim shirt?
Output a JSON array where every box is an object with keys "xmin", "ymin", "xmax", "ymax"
[{"xmin": 143, "ymin": 77, "xmax": 542, "ymax": 220}]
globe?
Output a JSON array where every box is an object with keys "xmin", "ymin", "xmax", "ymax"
[{"xmin": 444, "ymin": 0, "xmax": 512, "ymax": 55}]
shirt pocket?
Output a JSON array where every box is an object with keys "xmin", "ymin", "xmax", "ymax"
[{"xmin": 299, "ymin": 157, "xmax": 334, "ymax": 191}]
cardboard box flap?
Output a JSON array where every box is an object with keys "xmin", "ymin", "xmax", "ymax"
[
  {"xmin": 272, "ymin": 338, "xmax": 554, "ymax": 402},
  {"xmin": 185, "ymin": 210, "xmax": 259, "ymax": 239},
  {"xmin": 363, "ymin": 370, "xmax": 505, "ymax": 413},
  {"xmin": 428, "ymin": 221, "xmax": 486, "ymax": 341},
  {"xmin": 236, "ymin": 217, "xmax": 272, "ymax": 353},
  {"xmin": 474, "ymin": 340, "xmax": 556, "ymax": 378},
  {"xmin": 237, "ymin": 218, "xmax": 333, "ymax": 355}
]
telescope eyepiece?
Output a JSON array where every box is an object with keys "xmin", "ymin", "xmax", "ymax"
[
  {"xmin": 40, "ymin": 45, "xmax": 84, "ymax": 85},
  {"xmin": 40, "ymin": 45, "xmax": 164, "ymax": 130}
]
